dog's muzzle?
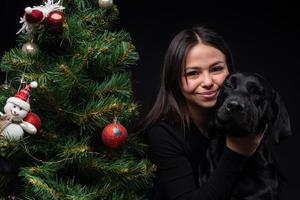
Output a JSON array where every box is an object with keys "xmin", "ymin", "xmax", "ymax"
[{"xmin": 225, "ymin": 100, "xmax": 245, "ymax": 112}]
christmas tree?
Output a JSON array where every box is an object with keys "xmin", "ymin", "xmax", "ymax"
[{"xmin": 0, "ymin": 0, "xmax": 155, "ymax": 199}]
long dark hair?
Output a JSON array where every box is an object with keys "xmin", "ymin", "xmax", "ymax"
[{"xmin": 140, "ymin": 26, "xmax": 236, "ymax": 132}]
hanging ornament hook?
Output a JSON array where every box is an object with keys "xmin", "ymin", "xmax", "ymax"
[{"xmin": 2, "ymin": 70, "xmax": 9, "ymax": 89}]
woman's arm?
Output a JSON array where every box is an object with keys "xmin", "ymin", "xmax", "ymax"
[{"xmin": 147, "ymin": 125, "xmax": 248, "ymax": 200}]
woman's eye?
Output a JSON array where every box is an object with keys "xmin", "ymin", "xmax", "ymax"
[
  {"xmin": 185, "ymin": 71, "xmax": 199, "ymax": 77},
  {"xmin": 211, "ymin": 66, "xmax": 224, "ymax": 72}
]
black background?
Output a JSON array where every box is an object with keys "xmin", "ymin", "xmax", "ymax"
[{"xmin": 2, "ymin": 0, "xmax": 299, "ymax": 199}]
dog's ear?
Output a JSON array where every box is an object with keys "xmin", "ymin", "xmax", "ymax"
[{"xmin": 269, "ymin": 90, "xmax": 292, "ymax": 144}]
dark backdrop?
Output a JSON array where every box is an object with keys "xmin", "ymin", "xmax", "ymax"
[
  {"xmin": 2, "ymin": 0, "xmax": 299, "ymax": 199},
  {"xmin": 117, "ymin": 1, "xmax": 300, "ymax": 199}
]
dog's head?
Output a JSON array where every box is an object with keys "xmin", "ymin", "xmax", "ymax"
[{"xmin": 210, "ymin": 72, "xmax": 292, "ymax": 143}]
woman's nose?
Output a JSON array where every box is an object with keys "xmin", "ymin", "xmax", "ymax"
[{"xmin": 201, "ymin": 73, "xmax": 213, "ymax": 88}]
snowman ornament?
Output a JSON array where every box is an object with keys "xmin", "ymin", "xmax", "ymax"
[{"xmin": 0, "ymin": 82, "xmax": 38, "ymax": 140}]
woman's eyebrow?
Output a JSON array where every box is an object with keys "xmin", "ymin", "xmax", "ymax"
[
  {"xmin": 210, "ymin": 61, "xmax": 225, "ymax": 66},
  {"xmin": 185, "ymin": 66, "xmax": 199, "ymax": 70},
  {"xmin": 185, "ymin": 61, "xmax": 225, "ymax": 70}
]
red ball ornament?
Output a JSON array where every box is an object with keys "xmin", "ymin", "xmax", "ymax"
[
  {"xmin": 101, "ymin": 120, "xmax": 128, "ymax": 149},
  {"xmin": 46, "ymin": 11, "xmax": 65, "ymax": 31},
  {"xmin": 24, "ymin": 112, "xmax": 42, "ymax": 133},
  {"xmin": 25, "ymin": 7, "xmax": 44, "ymax": 24}
]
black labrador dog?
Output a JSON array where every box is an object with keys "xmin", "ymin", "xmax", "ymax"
[{"xmin": 203, "ymin": 72, "xmax": 292, "ymax": 200}]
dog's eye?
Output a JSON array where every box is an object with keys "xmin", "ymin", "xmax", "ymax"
[
  {"xmin": 249, "ymin": 85, "xmax": 262, "ymax": 95},
  {"xmin": 224, "ymin": 82, "xmax": 233, "ymax": 88},
  {"xmin": 254, "ymin": 98, "xmax": 261, "ymax": 106}
]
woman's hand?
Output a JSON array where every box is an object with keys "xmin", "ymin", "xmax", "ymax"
[{"xmin": 226, "ymin": 124, "xmax": 268, "ymax": 156}]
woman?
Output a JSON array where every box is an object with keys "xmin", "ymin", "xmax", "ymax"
[{"xmin": 141, "ymin": 26, "xmax": 266, "ymax": 199}]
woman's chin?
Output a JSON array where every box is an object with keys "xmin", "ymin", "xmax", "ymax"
[{"xmin": 197, "ymin": 99, "xmax": 217, "ymax": 108}]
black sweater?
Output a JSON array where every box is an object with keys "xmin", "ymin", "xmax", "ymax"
[{"xmin": 146, "ymin": 120, "xmax": 248, "ymax": 200}]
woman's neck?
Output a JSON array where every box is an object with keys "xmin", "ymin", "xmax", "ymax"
[{"xmin": 187, "ymin": 103, "xmax": 210, "ymax": 133}]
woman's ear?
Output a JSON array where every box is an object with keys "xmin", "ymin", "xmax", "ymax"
[{"xmin": 269, "ymin": 90, "xmax": 292, "ymax": 144}]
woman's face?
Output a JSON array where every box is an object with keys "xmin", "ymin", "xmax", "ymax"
[{"xmin": 180, "ymin": 43, "xmax": 229, "ymax": 111}]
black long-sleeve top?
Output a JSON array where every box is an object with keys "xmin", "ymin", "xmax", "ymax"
[{"xmin": 146, "ymin": 120, "xmax": 248, "ymax": 200}]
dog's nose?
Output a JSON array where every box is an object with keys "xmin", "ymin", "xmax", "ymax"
[{"xmin": 226, "ymin": 100, "xmax": 244, "ymax": 112}]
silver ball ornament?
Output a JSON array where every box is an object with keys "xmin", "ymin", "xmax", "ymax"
[
  {"xmin": 22, "ymin": 42, "xmax": 39, "ymax": 55},
  {"xmin": 98, "ymin": 0, "xmax": 113, "ymax": 8}
]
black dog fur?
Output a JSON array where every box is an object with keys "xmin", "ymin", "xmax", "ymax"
[{"xmin": 203, "ymin": 72, "xmax": 292, "ymax": 200}]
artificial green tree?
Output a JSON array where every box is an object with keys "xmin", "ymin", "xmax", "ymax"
[{"xmin": 0, "ymin": 0, "xmax": 155, "ymax": 199}]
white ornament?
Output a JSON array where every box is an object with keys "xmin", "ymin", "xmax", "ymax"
[
  {"xmin": 22, "ymin": 42, "xmax": 39, "ymax": 55},
  {"xmin": 98, "ymin": 0, "xmax": 113, "ymax": 8},
  {"xmin": 0, "ymin": 103, "xmax": 34, "ymax": 140},
  {"xmin": 0, "ymin": 81, "xmax": 38, "ymax": 140}
]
